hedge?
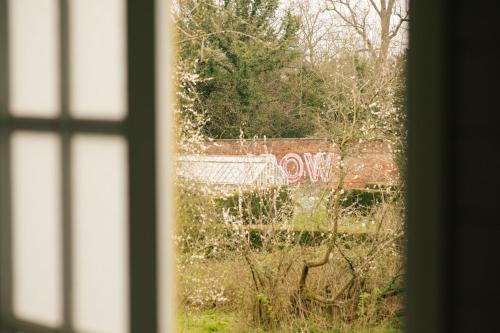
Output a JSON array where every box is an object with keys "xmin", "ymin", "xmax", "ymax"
[{"xmin": 215, "ymin": 186, "xmax": 294, "ymax": 225}]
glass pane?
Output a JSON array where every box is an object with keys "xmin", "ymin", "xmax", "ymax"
[
  {"xmin": 71, "ymin": 135, "xmax": 128, "ymax": 333},
  {"xmin": 70, "ymin": 0, "xmax": 126, "ymax": 119},
  {"xmin": 11, "ymin": 132, "xmax": 62, "ymax": 327},
  {"xmin": 8, "ymin": 0, "xmax": 60, "ymax": 116}
]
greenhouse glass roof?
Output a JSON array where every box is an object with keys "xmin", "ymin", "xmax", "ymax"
[{"xmin": 177, "ymin": 154, "xmax": 288, "ymax": 188}]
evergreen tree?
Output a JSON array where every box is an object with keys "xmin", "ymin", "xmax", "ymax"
[{"xmin": 175, "ymin": 0, "xmax": 324, "ymax": 138}]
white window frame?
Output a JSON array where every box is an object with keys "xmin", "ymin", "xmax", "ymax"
[{"xmin": 0, "ymin": 0, "xmax": 175, "ymax": 332}]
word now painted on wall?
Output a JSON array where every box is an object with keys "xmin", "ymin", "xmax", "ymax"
[{"xmin": 279, "ymin": 152, "xmax": 339, "ymax": 184}]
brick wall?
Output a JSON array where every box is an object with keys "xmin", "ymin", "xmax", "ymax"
[{"xmin": 197, "ymin": 138, "xmax": 399, "ymax": 189}]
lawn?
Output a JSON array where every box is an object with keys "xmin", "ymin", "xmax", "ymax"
[{"xmin": 177, "ymin": 309, "xmax": 404, "ymax": 333}]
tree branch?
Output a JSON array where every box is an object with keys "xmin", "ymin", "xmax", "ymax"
[{"xmin": 369, "ymin": 0, "xmax": 381, "ymax": 16}]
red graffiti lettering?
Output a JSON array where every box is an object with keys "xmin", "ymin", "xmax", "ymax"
[
  {"xmin": 280, "ymin": 153, "xmax": 304, "ymax": 183},
  {"xmin": 303, "ymin": 152, "xmax": 334, "ymax": 183}
]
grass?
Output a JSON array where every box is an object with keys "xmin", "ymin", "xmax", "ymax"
[
  {"xmin": 177, "ymin": 309, "xmax": 403, "ymax": 333},
  {"xmin": 289, "ymin": 187, "xmax": 389, "ymax": 234},
  {"xmin": 289, "ymin": 210, "xmax": 329, "ymax": 229},
  {"xmin": 177, "ymin": 309, "xmax": 246, "ymax": 333},
  {"xmin": 289, "ymin": 210, "xmax": 379, "ymax": 235}
]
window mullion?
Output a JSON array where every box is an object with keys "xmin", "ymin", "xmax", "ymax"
[
  {"xmin": 59, "ymin": 0, "xmax": 73, "ymax": 330},
  {"xmin": 0, "ymin": 0, "xmax": 13, "ymax": 330}
]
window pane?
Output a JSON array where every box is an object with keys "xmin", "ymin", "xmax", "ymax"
[
  {"xmin": 8, "ymin": 0, "xmax": 60, "ymax": 116},
  {"xmin": 71, "ymin": 135, "xmax": 128, "ymax": 333},
  {"xmin": 11, "ymin": 132, "xmax": 62, "ymax": 327},
  {"xmin": 173, "ymin": 0, "xmax": 408, "ymax": 330},
  {"xmin": 70, "ymin": 0, "xmax": 126, "ymax": 120}
]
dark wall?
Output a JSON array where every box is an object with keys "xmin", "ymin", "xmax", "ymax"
[
  {"xmin": 450, "ymin": 2, "xmax": 500, "ymax": 332},
  {"xmin": 407, "ymin": 1, "xmax": 500, "ymax": 332}
]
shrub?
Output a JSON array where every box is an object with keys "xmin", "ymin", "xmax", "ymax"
[
  {"xmin": 341, "ymin": 185, "xmax": 395, "ymax": 213},
  {"xmin": 215, "ymin": 186, "xmax": 294, "ymax": 225}
]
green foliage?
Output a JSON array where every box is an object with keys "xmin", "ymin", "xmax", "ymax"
[
  {"xmin": 177, "ymin": 183, "xmax": 218, "ymax": 229},
  {"xmin": 215, "ymin": 186, "xmax": 293, "ymax": 224},
  {"xmin": 341, "ymin": 188, "xmax": 384, "ymax": 212},
  {"xmin": 178, "ymin": 309, "xmax": 403, "ymax": 333},
  {"xmin": 289, "ymin": 210, "xmax": 328, "ymax": 229},
  {"xmin": 178, "ymin": 310, "xmax": 238, "ymax": 333},
  {"xmin": 175, "ymin": 0, "xmax": 325, "ymax": 138},
  {"xmin": 391, "ymin": 52, "xmax": 408, "ymax": 191},
  {"xmin": 176, "ymin": 184, "xmax": 294, "ymax": 255}
]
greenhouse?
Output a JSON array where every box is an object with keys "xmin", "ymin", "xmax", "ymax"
[{"xmin": 177, "ymin": 154, "xmax": 288, "ymax": 189}]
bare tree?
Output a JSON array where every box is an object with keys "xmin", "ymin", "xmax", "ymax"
[
  {"xmin": 290, "ymin": 15, "xmax": 407, "ymax": 316},
  {"xmin": 294, "ymin": 1, "xmax": 331, "ymax": 64},
  {"xmin": 325, "ymin": 0, "xmax": 408, "ymax": 62}
]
